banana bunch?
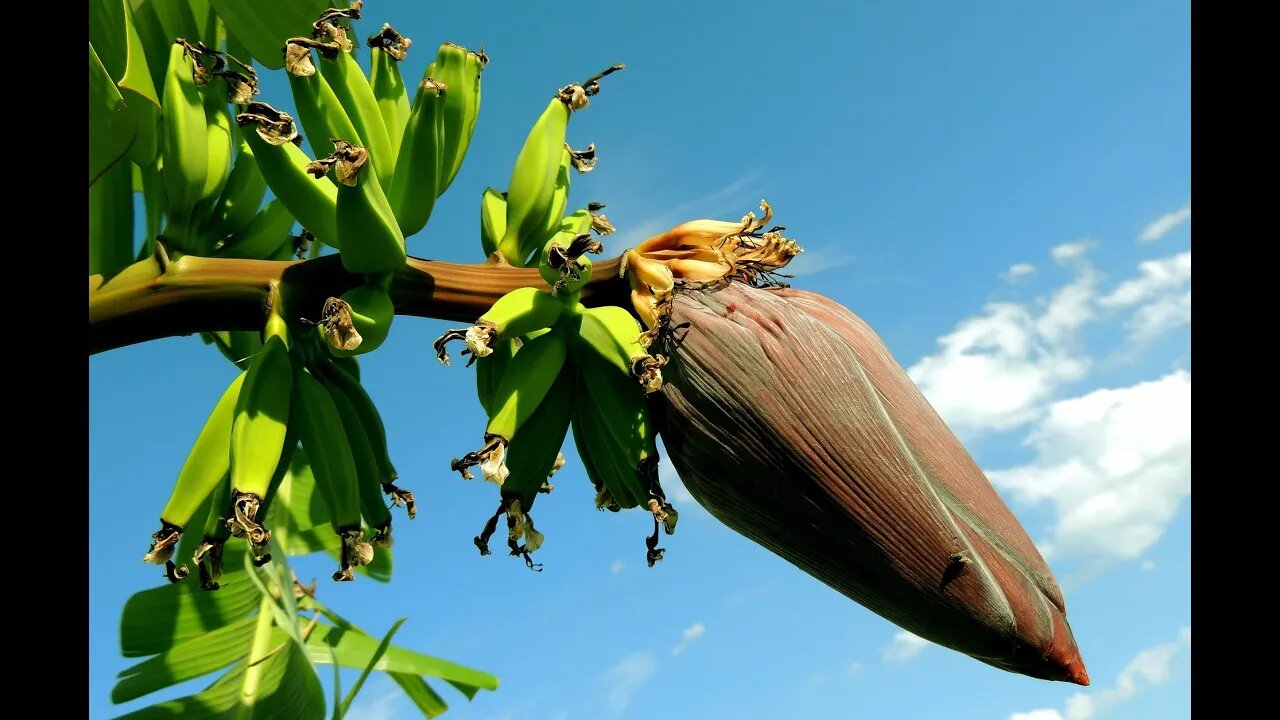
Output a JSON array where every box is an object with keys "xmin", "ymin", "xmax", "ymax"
[
  {"xmin": 491, "ymin": 65, "xmax": 623, "ymax": 266},
  {"xmin": 434, "ymin": 230, "xmax": 677, "ymax": 569},
  {"xmin": 142, "ymin": 303, "xmax": 416, "ymax": 587},
  {"xmin": 159, "ymin": 39, "xmax": 261, "ymax": 252}
]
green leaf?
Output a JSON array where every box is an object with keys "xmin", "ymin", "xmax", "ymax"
[
  {"xmin": 113, "ymin": 641, "xmax": 325, "ymax": 720},
  {"xmin": 340, "ymin": 619, "xmax": 407, "ymax": 716},
  {"xmin": 111, "ymin": 616, "xmax": 261, "ymax": 704},
  {"xmin": 330, "ymin": 644, "xmax": 343, "ymax": 720},
  {"xmin": 305, "ymin": 622, "xmax": 499, "ymax": 695},
  {"xmin": 208, "ymin": 0, "xmax": 328, "ymax": 70},
  {"xmin": 90, "ymin": 157, "xmax": 137, "ymax": 278},
  {"xmin": 118, "ymin": 0, "xmax": 162, "ymax": 165},
  {"xmin": 389, "ymin": 674, "xmax": 449, "ymax": 718},
  {"xmin": 90, "ymin": 42, "xmax": 135, "ymax": 186},
  {"xmin": 120, "ymin": 549, "xmax": 259, "ymax": 658}
]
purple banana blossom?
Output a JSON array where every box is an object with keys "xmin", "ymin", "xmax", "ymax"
[{"xmin": 654, "ymin": 281, "xmax": 1089, "ymax": 685}]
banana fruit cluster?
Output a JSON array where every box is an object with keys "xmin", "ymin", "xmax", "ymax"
[
  {"xmin": 434, "ymin": 228, "xmax": 677, "ymax": 570},
  {"xmin": 142, "ymin": 302, "xmax": 416, "ymax": 587}
]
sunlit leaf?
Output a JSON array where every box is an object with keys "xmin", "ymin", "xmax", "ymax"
[
  {"xmin": 113, "ymin": 641, "xmax": 325, "ymax": 720},
  {"xmin": 111, "ymin": 616, "xmax": 263, "ymax": 704},
  {"xmin": 305, "ymin": 622, "xmax": 499, "ymax": 695},
  {"xmin": 120, "ymin": 547, "xmax": 259, "ymax": 657},
  {"xmin": 389, "ymin": 674, "xmax": 448, "ymax": 718},
  {"xmin": 90, "ymin": 42, "xmax": 135, "ymax": 185},
  {"xmin": 340, "ymin": 618, "xmax": 408, "ymax": 716}
]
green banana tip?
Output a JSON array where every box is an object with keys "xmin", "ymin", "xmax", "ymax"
[
  {"xmin": 226, "ymin": 492, "xmax": 271, "ymax": 561},
  {"xmin": 304, "ymin": 140, "xmax": 368, "ymax": 186},
  {"xmin": 176, "ymin": 38, "xmax": 260, "ymax": 102},
  {"xmin": 306, "ymin": 297, "xmax": 362, "ymax": 352},
  {"xmin": 632, "ymin": 355, "xmax": 668, "ymax": 393},
  {"xmin": 451, "ymin": 435, "xmax": 509, "ymax": 484},
  {"xmin": 433, "ymin": 322, "xmax": 495, "ymax": 366},
  {"xmin": 567, "ymin": 144, "xmax": 598, "ymax": 173},
  {"xmin": 367, "ymin": 23, "xmax": 412, "ymax": 60},
  {"xmin": 334, "ymin": 527, "xmax": 375, "ymax": 582},
  {"xmin": 382, "ymin": 482, "xmax": 418, "ymax": 519},
  {"xmin": 235, "ymin": 103, "xmax": 299, "ymax": 146},
  {"xmin": 142, "ymin": 521, "xmax": 183, "ymax": 566},
  {"xmin": 193, "ymin": 538, "xmax": 225, "ymax": 591}
]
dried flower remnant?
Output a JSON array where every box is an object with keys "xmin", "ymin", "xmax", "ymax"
[
  {"xmin": 366, "ymin": 23, "xmax": 412, "ymax": 61},
  {"xmin": 653, "ymin": 281, "xmax": 1089, "ymax": 685},
  {"xmin": 567, "ymin": 143, "xmax": 598, "ymax": 173},
  {"xmin": 234, "ymin": 102, "xmax": 300, "ymax": 146}
]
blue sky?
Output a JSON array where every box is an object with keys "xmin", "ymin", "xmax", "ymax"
[{"xmin": 88, "ymin": 1, "xmax": 1190, "ymax": 718}]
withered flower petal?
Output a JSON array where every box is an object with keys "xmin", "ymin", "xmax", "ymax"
[{"xmin": 655, "ymin": 281, "xmax": 1089, "ymax": 685}]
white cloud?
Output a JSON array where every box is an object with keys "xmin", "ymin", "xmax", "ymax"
[
  {"xmin": 1003, "ymin": 263, "xmax": 1038, "ymax": 282},
  {"xmin": 882, "ymin": 631, "xmax": 929, "ymax": 663},
  {"xmin": 601, "ymin": 652, "xmax": 658, "ymax": 715},
  {"xmin": 672, "ymin": 622, "xmax": 706, "ymax": 655},
  {"xmin": 1012, "ymin": 627, "xmax": 1190, "ymax": 720},
  {"xmin": 1098, "ymin": 252, "xmax": 1191, "ymax": 309},
  {"xmin": 346, "ymin": 685, "xmax": 400, "ymax": 720},
  {"xmin": 1138, "ymin": 203, "xmax": 1191, "ymax": 243},
  {"xmin": 1010, "ymin": 711, "xmax": 1065, "ymax": 720},
  {"xmin": 1141, "ymin": 560, "xmax": 1155, "ymax": 572},
  {"xmin": 1051, "ymin": 240, "xmax": 1092, "ymax": 264},
  {"xmin": 848, "ymin": 661, "xmax": 865, "ymax": 678},
  {"xmin": 986, "ymin": 371, "xmax": 1190, "ymax": 565},
  {"xmin": 611, "ymin": 560, "xmax": 625, "ymax": 574},
  {"xmin": 908, "ymin": 281, "xmax": 1093, "ymax": 433}
]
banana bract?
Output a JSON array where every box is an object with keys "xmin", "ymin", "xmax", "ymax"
[{"xmin": 654, "ymin": 281, "xmax": 1089, "ymax": 686}]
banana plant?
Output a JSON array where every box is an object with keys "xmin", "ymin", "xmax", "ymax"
[{"xmin": 112, "ymin": 452, "xmax": 497, "ymax": 719}]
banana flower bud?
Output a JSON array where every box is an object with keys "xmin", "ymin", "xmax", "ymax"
[{"xmin": 654, "ymin": 281, "xmax": 1089, "ymax": 685}]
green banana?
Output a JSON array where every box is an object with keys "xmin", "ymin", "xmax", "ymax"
[
  {"xmin": 496, "ymin": 96, "xmax": 570, "ymax": 265},
  {"xmin": 160, "ymin": 41, "xmax": 210, "ymax": 238},
  {"xmin": 310, "ymin": 354, "xmax": 414, "ymax": 518},
  {"xmin": 434, "ymin": 43, "xmax": 485, "ymax": 195},
  {"xmin": 201, "ymin": 135, "xmax": 268, "ymax": 239},
  {"xmin": 227, "ymin": 309, "xmax": 293, "ymax": 562},
  {"xmin": 479, "ymin": 187, "xmax": 506, "ymax": 259},
  {"xmin": 538, "ymin": 231, "xmax": 601, "ymax": 295},
  {"xmin": 386, "ymin": 74, "xmax": 446, "ymax": 238},
  {"xmin": 317, "ymin": 369, "xmax": 395, "ymax": 547},
  {"xmin": 292, "ymin": 366, "xmax": 374, "ymax": 581},
  {"xmin": 236, "ymin": 105, "xmax": 340, "ymax": 248},
  {"xmin": 529, "ymin": 207, "xmax": 592, "ymax": 268},
  {"xmin": 475, "ymin": 336, "xmax": 519, "ymax": 418},
  {"xmin": 307, "ymin": 139, "xmax": 405, "ymax": 274},
  {"xmin": 367, "ymin": 24, "xmax": 413, "ymax": 162},
  {"xmin": 195, "ymin": 87, "xmax": 234, "ymax": 228},
  {"xmin": 142, "ymin": 370, "xmax": 247, "ymax": 581},
  {"xmin": 570, "ymin": 375, "xmax": 639, "ymax": 511},
  {"xmin": 432, "ymin": 287, "xmax": 564, "ymax": 365},
  {"xmin": 577, "ymin": 305, "xmax": 667, "ymax": 393},
  {"xmin": 211, "ymin": 199, "xmax": 295, "ymax": 259},
  {"xmin": 572, "ymin": 315, "xmax": 673, "ymax": 534},
  {"xmin": 332, "ymin": 355, "xmax": 361, "ymax": 382},
  {"xmin": 191, "ymin": 473, "xmax": 232, "ymax": 590},
  {"xmin": 281, "ymin": 39, "xmax": 358, "ymax": 160},
  {"xmin": 318, "ymin": 43, "xmax": 396, "ymax": 190},
  {"xmin": 313, "ymin": 273, "xmax": 396, "ymax": 357},
  {"xmin": 500, "ymin": 360, "xmax": 575, "ymax": 514},
  {"xmin": 451, "ymin": 326, "xmax": 569, "ymax": 485}
]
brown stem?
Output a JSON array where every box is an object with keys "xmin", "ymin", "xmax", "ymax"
[{"xmin": 88, "ymin": 253, "xmax": 630, "ymax": 354}]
